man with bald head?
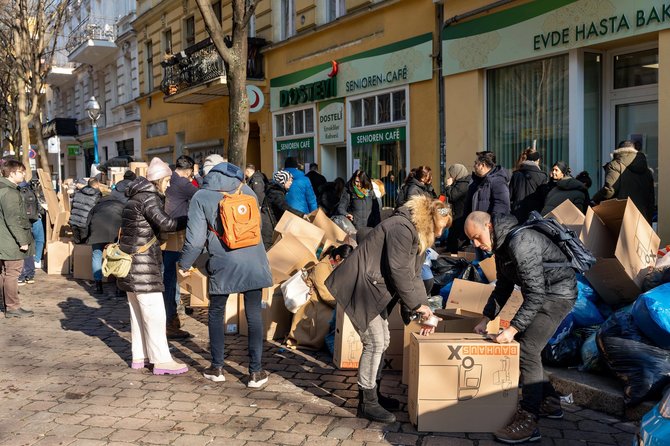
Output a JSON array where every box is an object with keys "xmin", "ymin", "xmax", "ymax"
[{"xmin": 464, "ymin": 211, "xmax": 577, "ymax": 444}]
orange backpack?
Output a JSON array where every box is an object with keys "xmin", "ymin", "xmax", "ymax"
[{"xmin": 209, "ymin": 183, "xmax": 261, "ymax": 249}]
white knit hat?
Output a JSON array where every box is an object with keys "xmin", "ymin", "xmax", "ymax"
[
  {"xmin": 203, "ymin": 154, "xmax": 225, "ymax": 175},
  {"xmin": 146, "ymin": 157, "xmax": 172, "ymax": 181}
]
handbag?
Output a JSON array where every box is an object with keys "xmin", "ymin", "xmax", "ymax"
[
  {"xmin": 102, "ymin": 230, "xmax": 157, "ymax": 278},
  {"xmin": 281, "ymin": 268, "xmax": 312, "ymax": 313}
]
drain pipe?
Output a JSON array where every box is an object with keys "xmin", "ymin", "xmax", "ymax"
[{"xmin": 437, "ymin": 0, "xmax": 518, "ymax": 194}]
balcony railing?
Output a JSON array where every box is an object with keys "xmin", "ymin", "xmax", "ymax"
[
  {"xmin": 66, "ymin": 16, "xmax": 118, "ymax": 54},
  {"xmin": 160, "ymin": 37, "xmax": 266, "ymax": 97},
  {"xmin": 50, "ymin": 51, "xmax": 77, "ymax": 69}
]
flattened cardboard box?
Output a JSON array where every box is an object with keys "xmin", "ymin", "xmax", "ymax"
[
  {"xmin": 308, "ymin": 208, "xmax": 348, "ymax": 253},
  {"xmin": 581, "ymin": 198, "xmax": 660, "ymax": 305},
  {"xmin": 402, "ymin": 308, "xmax": 501, "ymax": 384},
  {"xmin": 46, "ymin": 239, "xmax": 73, "ymax": 275},
  {"xmin": 273, "ymin": 211, "xmax": 325, "ymax": 254},
  {"xmin": 72, "ymin": 244, "xmax": 93, "ymax": 280},
  {"xmin": 266, "ymin": 233, "xmax": 318, "ymax": 284},
  {"xmin": 408, "ymin": 333, "xmax": 520, "ymax": 432},
  {"xmin": 239, "ymin": 285, "xmax": 293, "ymax": 340}
]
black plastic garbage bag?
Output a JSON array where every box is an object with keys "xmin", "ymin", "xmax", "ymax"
[
  {"xmin": 431, "ymin": 256, "xmax": 468, "ymax": 289},
  {"xmin": 542, "ymin": 333, "xmax": 583, "ymax": 367},
  {"xmin": 597, "ymin": 310, "xmax": 670, "ymax": 406}
]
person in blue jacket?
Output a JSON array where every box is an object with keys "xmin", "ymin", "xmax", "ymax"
[
  {"xmin": 283, "ymin": 157, "xmax": 317, "ymax": 214},
  {"xmin": 178, "ymin": 162, "xmax": 273, "ymax": 388}
]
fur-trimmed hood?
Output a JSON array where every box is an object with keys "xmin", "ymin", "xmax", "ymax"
[
  {"xmin": 611, "ymin": 147, "xmax": 650, "ymax": 174},
  {"xmin": 401, "ymin": 195, "xmax": 442, "ymax": 254}
]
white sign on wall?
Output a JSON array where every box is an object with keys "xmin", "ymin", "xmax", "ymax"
[{"xmin": 318, "ymin": 100, "xmax": 345, "ymax": 144}]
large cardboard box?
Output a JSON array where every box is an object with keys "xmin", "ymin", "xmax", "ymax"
[
  {"xmin": 239, "ymin": 285, "xmax": 293, "ymax": 340},
  {"xmin": 72, "ymin": 244, "xmax": 93, "ymax": 280},
  {"xmin": 46, "ymin": 239, "xmax": 73, "ymax": 275},
  {"xmin": 333, "ymin": 305, "xmax": 363, "ymax": 369},
  {"xmin": 408, "ymin": 333, "xmax": 520, "ymax": 432},
  {"xmin": 266, "ymin": 233, "xmax": 318, "ymax": 284},
  {"xmin": 273, "ymin": 211, "xmax": 325, "ymax": 253},
  {"xmin": 179, "ymin": 268, "xmax": 208, "ymax": 306},
  {"xmin": 582, "ymin": 198, "xmax": 661, "ymax": 305},
  {"xmin": 456, "ymin": 247, "xmax": 476, "ymax": 262},
  {"xmin": 545, "ymin": 199, "xmax": 586, "ymax": 235},
  {"xmin": 383, "ymin": 306, "xmax": 405, "ymax": 371},
  {"xmin": 161, "ymin": 230, "xmax": 186, "ymax": 251},
  {"xmin": 307, "ymin": 208, "xmax": 348, "ymax": 253},
  {"xmin": 479, "ymin": 256, "xmax": 496, "ymax": 283},
  {"xmin": 402, "ymin": 308, "xmax": 501, "ymax": 384}
]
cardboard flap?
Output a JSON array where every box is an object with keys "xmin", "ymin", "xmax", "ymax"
[
  {"xmin": 615, "ymin": 199, "xmax": 661, "ymax": 286},
  {"xmin": 479, "ymin": 256, "xmax": 496, "ymax": 283},
  {"xmin": 274, "ymin": 211, "xmax": 325, "ymax": 253},
  {"xmin": 545, "ymin": 199, "xmax": 585, "ymax": 235},
  {"xmin": 446, "ymin": 279, "xmax": 494, "ymax": 314},
  {"xmin": 308, "ymin": 208, "xmax": 347, "ymax": 244},
  {"xmin": 266, "ymin": 233, "xmax": 318, "ymax": 284},
  {"xmin": 593, "ymin": 199, "xmax": 628, "ymax": 240},
  {"xmin": 582, "ymin": 206, "xmax": 614, "ymax": 258}
]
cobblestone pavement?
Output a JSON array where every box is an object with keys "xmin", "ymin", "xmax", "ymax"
[{"xmin": 0, "ymin": 271, "xmax": 638, "ymax": 445}]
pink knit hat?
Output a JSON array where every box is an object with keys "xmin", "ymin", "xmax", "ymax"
[{"xmin": 146, "ymin": 157, "xmax": 172, "ymax": 181}]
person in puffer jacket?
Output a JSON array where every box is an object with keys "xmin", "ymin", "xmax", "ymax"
[
  {"xmin": 68, "ymin": 178, "xmax": 102, "ymax": 243},
  {"xmin": 465, "ymin": 150, "xmax": 511, "ymax": 216},
  {"xmin": 466, "ymin": 211, "xmax": 576, "ymax": 445},
  {"xmin": 116, "ymin": 157, "xmax": 187, "ymax": 376}
]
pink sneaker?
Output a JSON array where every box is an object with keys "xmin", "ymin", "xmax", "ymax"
[
  {"xmin": 131, "ymin": 359, "xmax": 149, "ymax": 370},
  {"xmin": 153, "ymin": 361, "xmax": 188, "ymax": 375}
]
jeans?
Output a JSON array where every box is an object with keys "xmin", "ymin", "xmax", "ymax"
[
  {"xmin": 32, "ymin": 218, "xmax": 45, "ymax": 262},
  {"xmin": 20, "ymin": 257, "xmax": 35, "ymax": 280},
  {"xmin": 161, "ymin": 250, "xmax": 181, "ymax": 321},
  {"xmin": 518, "ymin": 296, "xmax": 575, "ymax": 416},
  {"xmin": 92, "ymin": 243, "xmax": 105, "ymax": 282},
  {"xmin": 209, "ymin": 290, "xmax": 263, "ymax": 373},
  {"xmin": 356, "ymin": 314, "xmax": 390, "ymax": 390}
]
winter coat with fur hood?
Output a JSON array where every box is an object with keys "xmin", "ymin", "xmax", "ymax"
[
  {"xmin": 482, "ymin": 214, "xmax": 577, "ymax": 333},
  {"xmin": 326, "ymin": 195, "xmax": 435, "ymax": 332},
  {"xmin": 592, "ymin": 147, "xmax": 655, "ymax": 222},
  {"xmin": 116, "ymin": 178, "xmax": 185, "ymax": 294}
]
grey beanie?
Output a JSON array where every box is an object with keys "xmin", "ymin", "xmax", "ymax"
[{"xmin": 203, "ymin": 154, "xmax": 225, "ymax": 175}]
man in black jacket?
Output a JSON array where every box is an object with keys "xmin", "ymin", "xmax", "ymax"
[
  {"xmin": 466, "ymin": 211, "xmax": 576, "ymax": 444},
  {"xmin": 68, "ymin": 178, "xmax": 102, "ymax": 244},
  {"xmin": 245, "ymin": 163, "xmax": 267, "ymax": 205}
]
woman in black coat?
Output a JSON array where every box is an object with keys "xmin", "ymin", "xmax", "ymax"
[
  {"xmin": 117, "ymin": 157, "xmax": 187, "ymax": 376},
  {"xmin": 395, "ymin": 166, "xmax": 437, "ymax": 208},
  {"xmin": 336, "ymin": 170, "xmax": 377, "ymax": 234},
  {"xmin": 326, "ymin": 195, "xmax": 452, "ymax": 424},
  {"xmin": 261, "ymin": 170, "xmax": 305, "ymax": 249},
  {"xmin": 444, "ymin": 163, "xmax": 471, "ymax": 253},
  {"xmin": 509, "ymin": 150, "xmax": 548, "ymax": 222}
]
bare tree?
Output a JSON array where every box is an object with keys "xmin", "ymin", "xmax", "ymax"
[
  {"xmin": 0, "ymin": 0, "xmax": 68, "ymax": 180},
  {"xmin": 196, "ymin": 0, "xmax": 257, "ymax": 168}
]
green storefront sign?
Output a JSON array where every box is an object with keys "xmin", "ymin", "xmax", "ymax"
[
  {"xmin": 279, "ymin": 76, "xmax": 337, "ymax": 108},
  {"xmin": 351, "ymin": 127, "xmax": 406, "ymax": 146},
  {"xmin": 276, "ymin": 137, "xmax": 314, "ymax": 152},
  {"xmin": 67, "ymin": 145, "xmax": 80, "ymax": 156}
]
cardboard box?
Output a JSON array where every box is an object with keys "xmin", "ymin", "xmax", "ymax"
[
  {"xmin": 408, "ymin": 333, "xmax": 520, "ymax": 432},
  {"xmin": 274, "ymin": 211, "xmax": 325, "ymax": 254},
  {"xmin": 179, "ymin": 267, "xmax": 208, "ymax": 306},
  {"xmin": 333, "ymin": 305, "xmax": 363, "ymax": 369},
  {"xmin": 402, "ymin": 308, "xmax": 501, "ymax": 384},
  {"xmin": 457, "ymin": 247, "xmax": 476, "ymax": 262},
  {"xmin": 72, "ymin": 244, "xmax": 93, "ymax": 280},
  {"xmin": 161, "ymin": 230, "xmax": 186, "ymax": 251},
  {"xmin": 46, "ymin": 239, "xmax": 73, "ymax": 275},
  {"xmin": 266, "ymin": 233, "xmax": 319, "ymax": 284},
  {"xmin": 545, "ymin": 199, "xmax": 586, "ymax": 235},
  {"xmin": 479, "ymin": 256, "xmax": 496, "ymax": 283},
  {"xmin": 446, "ymin": 279, "xmax": 523, "ymax": 329},
  {"xmin": 239, "ymin": 285, "xmax": 293, "ymax": 340},
  {"xmin": 582, "ymin": 198, "xmax": 661, "ymax": 305},
  {"xmin": 308, "ymin": 208, "xmax": 348, "ymax": 253},
  {"xmin": 383, "ymin": 306, "xmax": 405, "ymax": 371}
]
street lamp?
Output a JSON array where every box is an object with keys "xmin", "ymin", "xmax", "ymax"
[{"xmin": 85, "ymin": 96, "xmax": 101, "ymax": 166}]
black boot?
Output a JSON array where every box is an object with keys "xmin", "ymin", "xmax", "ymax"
[
  {"xmin": 376, "ymin": 380, "xmax": 400, "ymax": 410},
  {"xmin": 95, "ymin": 281, "xmax": 104, "ymax": 295},
  {"xmin": 357, "ymin": 387, "xmax": 396, "ymax": 424}
]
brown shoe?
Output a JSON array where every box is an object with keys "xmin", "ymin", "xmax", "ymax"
[
  {"xmin": 539, "ymin": 395, "xmax": 564, "ymax": 419},
  {"xmin": 494, "ymin": 408, "xmax": 540, "ymax": 444},
  {"xmin": 166, "ymin": 316, "xmax": 191, "ymax": 340}
]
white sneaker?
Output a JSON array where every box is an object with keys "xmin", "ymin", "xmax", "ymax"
[{"xmin": 34, "ymin": 260, "xmax": 41, "ymax": 268}]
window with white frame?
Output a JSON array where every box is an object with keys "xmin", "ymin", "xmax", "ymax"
[
  {"xmin": 349, "ymin": 88, "xmax": 407, "ymax": 208},
  {"xmin": 145, "ymin": 41, "xmax": 154, "ymax": 93},
  {"xmin": 274, "ymin": 106, "xmax": 315, "ymax": 168},
  {"xmin": 327, "ymin": 0, "xmax": 345, "ymax": 22},
  {"xmin": 281, "ymin": 0, "xmax": 295, "ymax": 40}
]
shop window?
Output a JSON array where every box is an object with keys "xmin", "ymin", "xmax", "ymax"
[
  {"xmin": 274, "ymin": 106, "xmax": 316, "ymax": 169},
  {"xmin": 614, "ymin": 48, "xmax": 658, "ymax": 89},
  {"xmin": 350, "ymin": 89, "xmax": 406, "ymax": 129},
  {"xmin": 487, "ymin": 55, "xmax": 569, "ymax": 170}
]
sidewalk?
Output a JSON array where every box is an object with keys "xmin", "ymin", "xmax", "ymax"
[{"xmin": 0, "ymin": 271, "xmax": 638, "ymax": 445}]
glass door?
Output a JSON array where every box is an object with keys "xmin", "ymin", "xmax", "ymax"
[{"xmin": 615, "ymin": 100, "xmax": 658, "ymax": 202}]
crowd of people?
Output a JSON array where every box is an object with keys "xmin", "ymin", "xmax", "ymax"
[{"xmin": 0, "ymin": 138, "xmax": 657, "ymax": 443}]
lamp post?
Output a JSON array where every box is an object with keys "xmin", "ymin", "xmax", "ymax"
[{"xmin": 85, "ymin": 96, "xmax": 101, "ymax": 167}]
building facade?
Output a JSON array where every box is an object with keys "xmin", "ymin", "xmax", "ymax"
[
  {"xmin": 441, "ymin": 0, "xmax": 667, "ymax": 241},
  {"xmin": 45, "ymin": 0, "xmax": 140, "ymax": 181}
]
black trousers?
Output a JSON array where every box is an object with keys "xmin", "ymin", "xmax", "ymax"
[{"xmin": 517, "ymin": 296, "xmax": 575, "ymax": 416}]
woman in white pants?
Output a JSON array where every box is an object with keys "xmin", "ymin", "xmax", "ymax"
[{"xmin": 116, "ymin": 158, "xmax": 188, "ymax": 375}]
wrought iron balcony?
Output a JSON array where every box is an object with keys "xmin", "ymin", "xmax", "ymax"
[
  {"xmin": 160, "ymin": 37, "xmax": 266, "ymax": 102},
  {"xmin": 66, "ymin": 16, "xmax": 118, "ymax": 64}
]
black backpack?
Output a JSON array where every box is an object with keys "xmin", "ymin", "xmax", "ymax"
[
  {"xmin": 507, "ymin": 211, "xmax": 596, "ymax": 274},
  {"xmin": 19, "ymin": 185, "xmax": 40, "ymax": 223}
]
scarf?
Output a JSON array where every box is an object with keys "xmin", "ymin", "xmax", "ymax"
[{"xmin": 353, "ymin": 184, "xmax": 368, "ymax": 199}]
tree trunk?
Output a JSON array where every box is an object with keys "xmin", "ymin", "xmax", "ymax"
[
  {"xmin": 32, "ymin": 114, "xmax": 51, "ymax": 176},
  {"xmin": 227, "ymin": 37, "xmax": 249, "ymax": 168},
  {"xmin": 16, "ymin": 76, "xmax": 33, "ymax": 181}
]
